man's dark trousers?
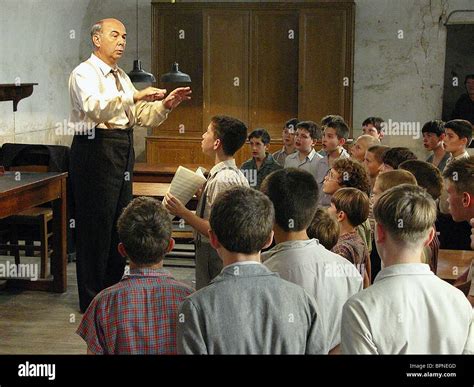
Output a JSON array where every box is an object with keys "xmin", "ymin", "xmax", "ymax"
[{"xmin": 70, "ymin": 128, "xmax": 134, "ymax": 313}]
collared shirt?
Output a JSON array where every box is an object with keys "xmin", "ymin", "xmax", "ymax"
[
  {"xmin": 240, "ymin": 153, "xmax": 282, "ymax": 189},
  {"xmin": 315, "ymin": 147, "xmax": 350, "ymax": 207},
  {"xmin": 262, "ymin": 239, "xmax": 363, "ymax": 350},
  {"xmin": 446, "ymin": 150, "xmax": 470, "ymax": 166},
  {"xmin": 332, "ymin": 231, "xmax": 370, "ymax": 277},
  {"xmin": 272, "ymin": 147, "xmax": 297, "ymax": 166},
  {"xmin": 69, "ymin": 53, "xmax": 170, "ymax": 132},
  {"xmin": 284, "ymin": 148, "xmax": 323, "ymax": 182},
  {"xmin": 341, "ymin": 263, "xmax": 474, "ymax": 354},
  {"xmin": 426, "ymin": 152, "xmax": 450, "ymax": 172},
  {"xmin": 177, "ymin": 263, "xmax": 328, "ymax": 354},
  {"xmin": 195, "ymin": 159, "xmax": 249, "ymax": 243},
  {"xmin": 76, "ymin": 267, "xmax": 194, "ymax": 354}
]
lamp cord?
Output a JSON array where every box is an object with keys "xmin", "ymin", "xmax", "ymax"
[{"xmin": 136, "ymin": 0, "xmax": 139, "ymax": 59}]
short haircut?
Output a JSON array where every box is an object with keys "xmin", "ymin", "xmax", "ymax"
[
  {"xmin": 445, "ymin": 119, "xmax": 473, "ymax": 146},
  {"xmin": 332, "ymin": 158, "xmax": 371, "ymax": 195},
  {"xmin": 248, "ymin": 128, "xmax": 271, "ymax": 145},
  {"xmin": 367, "ymin": 145, "xmax": 390, "ymax": 163},
  {"xmin": 357, "ymin": 134, "xmax": 380, "ymax": 148},
  {"xmin": 376, "ymin": 170, "xmax": 417, "ymax": 193},
  {"xmin": 362, "ymin": 117, "xmax": 385, "ymax": 133},
  {"xmin": 296, "ymin": 120, "xmax": 322, "ymax": 140},
  {"xmin": 381, "ymin": 147, "xmax": 418, "ymax": 169},
  {"xmin": 117, "ymin": 197, "xmax": 171, "ymax": 265},
  {"xmin": 90, "ymin": 21, "xmax": 103, "ymax": 39},
  {"xmin": 443, "ymin": 156, "xmax": 474, "ymax": 195},
  {"xmin": 326, "ymin": 120, "xmax": 350, "ymax": 140},
  {"xmin": 421, "ymin": 120, "xmax": 445, "ymax": 137},
  {"xmin": 374, "ymin": 184, "xmax": 437, "ymax": 246},
  {"xmin": 465, "ymin": 74, "xmax": 474, "ymax": 84},
  {"xmin": 399, "ymin": 160, "xmax": 443, "ymax": 200},
  {"xmin": 285, "ymin": 118, "xmax": 299, "ymax": 131},
  {"xmin": 321, "ymin": 115, "xmax": 345, "ymax": 126},
  {"xmin": 211, "ymin": 115, "xmax": 248, "ymax": 156},
  {"xmin": 307, "ymin": 207, "xmax": 340, "ymax": 250},
  {"xmin": 331, "ymin": 187, "xmax": 370, "ymax": 227},
  {"xmin": 210, "ymin": 186, "xmax": 274, "ymax": 254},
  {"xmin": 260, "ymin": 168, "xmax": 319, "ymax": 232}
]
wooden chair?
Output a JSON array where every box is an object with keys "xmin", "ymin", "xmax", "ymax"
[{"xmin": 0, "ymin": 165, "xmax": 53, "ymax": 279}]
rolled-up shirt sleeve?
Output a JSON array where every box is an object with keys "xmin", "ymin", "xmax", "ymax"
[{"xmin": 134, "ymin": 100, "xmax": 170, "ymax": 128}]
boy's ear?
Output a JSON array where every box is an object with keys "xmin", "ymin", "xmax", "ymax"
[
  {"xmin": 262, "ymin": 230, "xmax": 274, "ymax": 250},
  {"xmin": 213, "ymin": 137, "xmax": 221, "ymax": 151},
  {"xmin": 166, "ymin": 238, "xmax": 175, "ymax": 254},
  {"xmin": 439, "ymin": 133, "xmax": 446, "ymax": 140},
  {"xmin": 339, "ymin": 137, "xmax": 346, "ymax": 147},
  {"xmin": 375, "ymin": 222, "xmax": 386, "ymax": 244},
  {"xmin": 118, "ymin": 242, "xmax": 127, "ymax": 257},
  {"xmin": 208, "ymin": 229, "xmax": 221, "ymax": 250},
  {"xmin": 462, "ymin": 192, "xmax": 473, "ymax": 208},
  {"xmin": 423, "ymin": 226, "xmax": 435, "ymax": 247},
  {"xmin": 337, "ymin": 210, "xmax": 345, "ymax": 223}
]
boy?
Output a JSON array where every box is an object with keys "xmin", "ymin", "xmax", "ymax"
[
  {"xmin": 164, "ymin": 115, "xmax": 249, "ymax": 290},
  {"xmin": 379, "ymin": 147, "xmax": 417, "ymax": 173},
  {"xmin": 261, "ymin": 168, "xmax": 362, "ymax": 352},
  {"xmin": 422, "ymin": 120, "xmax": 450, "ymax": 172},
  {"xmin": 328, "ymin": 188, "xmax": 371, "ymax": 288},
  {"xmin": 240, "ymin": 128, "xmax": 282, "ymax": 190},
  {"xmin": 307, "ymin": 207, "xmax": 340, "ymax": 250},
  {"xmin": 273, "ymin": 118, "xmax": 299, "ymax": 166},
  {"xmin": 316, "ymin": 120, "xmax": 351, "ymax": 206},
  {"xmin": 77, "ymin": 197, "xmax": 194, "ymax": 354},
  {"xmin": 284, "ymin": 121, "xmax": 323, "ymax": 182},
  {"xmin": 362, "ymin": 116, "xmax": 385, "ymax": 141},
  {"xmin": 364, "ymin": 145, "xmax": 390, "ymax": 190},
  {"xmin": 341, "ymin": 185, "xmax": 474, "ymax": 354},
  {"xmin": 177, "ymin": 187, "xmax": 328, "ymax": 354},
  {"xmin": 444, "ymin": 119, "xmax": 472, "ymax": 165},
  {"xmin": 322, "ymin": 158, "xmax": 372, "ymax": 254},
  {"xmin": 350, "ymin": 134, "xmax": 380, "ymax": 163}
]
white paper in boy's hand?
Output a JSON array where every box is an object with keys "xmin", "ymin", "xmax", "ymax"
[{"xmin": 164, "ymin": 166, "xmax": 206, "ymax": 214}]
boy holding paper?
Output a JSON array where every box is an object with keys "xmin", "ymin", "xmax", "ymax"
[{"xmin": 164, "ymin": 115, "xmax": 249, "ymax": 289}]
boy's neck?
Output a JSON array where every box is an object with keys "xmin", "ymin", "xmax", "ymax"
[
  {"xmin": 214, "ymin": 151, "xmax": 234, "ymax": 165},
  {"xmin": 450, "ymin": 148, "xmax": 466, "ymax": 158},
  {"xmin": 432, "ymin": 144, "xmax": 446, "ymax": 158},
  {"xmin": 328, "ymin": 146, "xmax": 342, "ymax": 159},
  {"xmin": 221, "ymin": 251, "xmax": 261, "ymax": 267},
  {"xmin": 273, "ymin": 225, "xmax": 309, "ymax": 244},
  {"xmin": 284, "ymin": 144, "xmax": 295, "ymax": 154},
  {"xmin": 298, "ymin": 148, "xmax": 313, "ymax": 160},
  {"xmin": 129, "ymin": 261, "xmax": 164, "ymax": 270},
  {"xmin": 380, "ymin": 247, "xmax": 424, "ymax": 268},
  {"xmin": 338, "ymin": 220, "xmax": 355, "ymax": 236}
]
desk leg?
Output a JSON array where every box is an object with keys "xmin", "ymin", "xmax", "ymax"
[{"xmin": 51, "ymin": 178, "xmax": 67, "ymax": 293}]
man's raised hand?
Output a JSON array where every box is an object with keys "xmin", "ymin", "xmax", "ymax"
[{"xmin": 133, "ymin": 87, "xmax": 167, "ymax": 102}]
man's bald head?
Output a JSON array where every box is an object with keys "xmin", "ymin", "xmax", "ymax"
[{"xmin": 90, "ymin": 18, "xmax": 127, "ymax": 66}]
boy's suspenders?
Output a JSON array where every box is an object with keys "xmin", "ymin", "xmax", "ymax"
[{"xmin": 195, "ymin": 166, "xmax": 241, "ymax": 244}]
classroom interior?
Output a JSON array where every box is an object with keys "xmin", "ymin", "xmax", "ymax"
[{"xmin": 0, "ymin": 0, "xmax": 473, "ymax": 355}]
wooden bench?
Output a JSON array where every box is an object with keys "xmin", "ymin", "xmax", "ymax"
[{"xmin": 437, "ymin": 249, "xmax": 474, "ymax": 283}]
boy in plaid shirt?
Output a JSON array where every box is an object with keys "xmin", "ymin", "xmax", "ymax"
[{"xmin": 77, "ymin": 197, "xmax": 194, "ymax": 354}]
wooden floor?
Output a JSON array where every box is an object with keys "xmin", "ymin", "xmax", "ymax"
[{"xmin": 0, "ymin": 256, "xmax": 195, "ymax": 354}]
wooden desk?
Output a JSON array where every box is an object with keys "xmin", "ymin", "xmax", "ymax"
[
  {"xmin": 133, "ymin": 182, "xmax": 198, "ymax": 210},
  {"xmin": 437, "ymin": 249, "xmax": 474, "ymax": 283},
  {"xmin": 0, "ymin": 172, "xmax": 67, "ymax": 292},
  {"xmin": 134, "ymin": 163, "xmax": 212, "ymax": 183}
]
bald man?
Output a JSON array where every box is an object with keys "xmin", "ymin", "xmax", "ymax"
[{"xmin": 69, "ymin": 18, "xmax": 191, "ymax": 313}]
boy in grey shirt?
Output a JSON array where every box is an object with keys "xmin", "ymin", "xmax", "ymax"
[{"xmin": 177, "ymin": 187, "xmax": 328, "ymax": 354}]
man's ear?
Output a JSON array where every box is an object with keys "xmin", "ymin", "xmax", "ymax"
[
  {"xmin": 118, "ymin": 242, "xmax": 127, "ymax": 257},
  {"xmin": 262, "ymin": 230, "xmax": 274, "ymax": 250},
  {"xmin": 166, "ymin": 238, "xmax": 175, "ymax": 254},
  {"xmin": 208, "ymin": 229, "xmax": 221, "ymax": 250},
  {"xmin": 92, "ymin": 34, "xmax": 101, "ymax": 49},
  {"xmin": 462, "ymin": 192, "xmax": 472, "ymax": 208}
]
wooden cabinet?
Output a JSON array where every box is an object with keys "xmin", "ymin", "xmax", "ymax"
[{"xmin": 149, "ymin": 1, "xmax": 354, "ymax": 165}]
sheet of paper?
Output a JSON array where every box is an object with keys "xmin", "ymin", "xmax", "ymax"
[{"xmin": 163, "ymin": 166, "xmax": 206, "ymax": 218}]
